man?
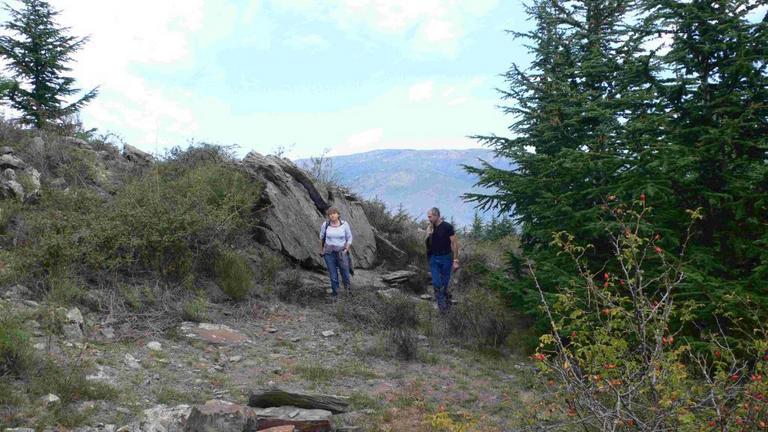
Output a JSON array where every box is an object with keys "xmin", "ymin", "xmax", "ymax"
[{"xmin": 426, "ymin": 207, "xmax": 459, "ymax": 313}]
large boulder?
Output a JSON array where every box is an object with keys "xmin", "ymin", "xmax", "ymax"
[{"xmin": 242, "ymin": 153, "xmax": 377, "ymax": 269}]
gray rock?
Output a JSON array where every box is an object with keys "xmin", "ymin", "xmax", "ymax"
[
  {"xmin": 241, "ymin": 152, "xmax": 377, "ymax": 269},
  {"xmin": 63, "ymin": 323, "xmax": 84, "ymax": 340},
  {"xmin": 123, "ymin": 144, "xmax": 152, "ymax": 165},
  {"xmin": 4, "ymin": 428, "xmax": 36, "ymax": 432},
  {"xmin": 184, "ymin": 400, "xmax": 254, "ymax": 432},
  {"xmin": 0, "ymin": 146, "xmax": 13, "ymax": 155},
  {"xmin": 118, "ymin": 404, "xmax": 191, "ymax": 432},
  {"xmin": 124, "ymin": 353, "xmax": 141, "ymax": 369},
  {"xmin": 2, "ymin": 284, "xmax": 31, "ymax": 299},
  {"xmin": 86, "ymin": 365, "xmax": 118, "ymax": 386},
  {"xmin": 147, "ymin": 341, "xmax": 162, "ymax": 351},
  {"xmin": 40, "ymin": 393, "xmax": 60, "ymax": 406},
  {"xmin": 246, "ymin": 406, "xmax": 334, "ymax": 432},
  {"xmin": 321, "ymin": 330, "xmax": 335, "ymax": 337},
  {"xmin": 0, "ymin": 154, "xmax": 26, "ymax": 170},
  {"xmin": 67, "ymin": 307, "xmax": 84, "ymax": 325},
  {"xmin": 381, "ymin": 270, "xmax": 417, "ymax": 285}
]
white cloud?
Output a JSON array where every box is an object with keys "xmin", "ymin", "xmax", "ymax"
[
  {"xmin": 272, "ymin": 0, "xmax": 499, "ymax": 56},
  {"xmin": 408, "ymin": 81, "xmax": 434, "ymax": 102},
  {"xmin": 285, "ymin": 34, "xmax": 330, "ymax": 51},
  {"xmin": 38, "ymin": 0, "xmax": 214, "ymax": 152},
  {"xmin": 331, "ymin": 128, "xmax": 384, "ymax": 155},
  {"xmin": 422, "ymin": 19, "xmax": 456, "ymax": 42},
  {"xmin": 448, "ymin": 97, "xmax": 468, "ymax": 106}
]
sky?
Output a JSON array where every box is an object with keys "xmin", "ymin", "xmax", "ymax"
[{"xmin": 2, "ymin": 0, "xmax": 533, "ymax": 159}]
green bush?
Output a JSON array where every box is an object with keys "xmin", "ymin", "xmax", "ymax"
[
  {"xmin": 360, "ymin": 198, "xmax": 425, "ymax": 268},
  {"xmin": 214, "ymin": 250, "xmax": 253, "ymax": 301},
  {"xmin": 0, "ymin": 310, "xmax": 33, "ymax": 377},
  {"xmin": 445, "ymin": 286, "xmax": 515, "ymax": 348},
  {"xmin": 181, "ymin": 294, "xmax": 208, "ymax": 322},
  {"xmin": 380, "ymin": 292, "xmax": 419, "ymax": 330},
  {"xmin": 334, "ymin": 290, "xmax": 384, "ymax": 328},
  {"xmin": 4, "ymin": 157, "xmax": 261, "ymax": 294},
  {"xmin": 274, "ymin": 272, "xmax": 325, "ymax": 306}
]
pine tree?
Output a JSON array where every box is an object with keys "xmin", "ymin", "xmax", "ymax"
[
  {"xmin": 466, "ymin": 0, "xmax": 659, "ymax": 310},
  {"xmin": 0, "ymin": 0, "xmax": 97, "ymax": 128},
  {"xmin": 470, "ymin": 211, "xmax": 484, "ymax": 239},
  {"xmin": 645, "ymin": 0, "xmax": 768, "ymax": 328}
]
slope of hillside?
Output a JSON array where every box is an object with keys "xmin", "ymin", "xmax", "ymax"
[{"xmin": 296, "ymin": 148, "xmax": 512, "ymax": 226}]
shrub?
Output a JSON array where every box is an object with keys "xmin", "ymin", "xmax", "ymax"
[
  {"xmin": 181, "ymin": 294, "xmax": 208, "ymax": 322},
  {"xmin": 214, "ymin": 250, "xmax": 253, "ymax": 301},
  {"xmin": 380, "ymin": 292, "xmax": 419, "ymax": 330},
  {"xmin": 274, "ymin": 272, "xmax": 326, "ymax": 306},
  {"xmin": 360, "ymin": 198, "xmax": 425, "ymax": 268},
  {"xmin": 0, "ymin": 310, "xmax": 33, "ymax": 377},
  {"xmin": 445, "ymin": 286, "xmax": 515, "ymax": 348},
  {"xmin": 388, "ymin": 328, "xmax": 418, "ymax": 361},
  {"xmin": 530, "ymin": 201, "xmax": 768, "ymax": 430},
  {"xmin": 4, "ymin": 156, "xmax": 260, "ymax": 294},
  {"xmin": 334, "ymin": 290, "xmax": 384, "ymax": 328}
]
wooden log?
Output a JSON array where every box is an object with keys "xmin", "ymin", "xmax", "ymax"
[{"xmin": 248, "ymin": 389, "xmax": 349, "ymax": 414}]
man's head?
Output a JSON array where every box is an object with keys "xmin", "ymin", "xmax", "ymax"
[{"xmin": 427, "ymin": 207, "xmax": 441, "ymax": 226}]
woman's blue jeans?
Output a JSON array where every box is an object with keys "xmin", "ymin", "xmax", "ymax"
[
  {"xmin": 323, "ymin": 251, "xmax": 351, "ymax": 295},
  {"xmin": 429, "ymin": 254, "xmax": 452, "ymax": 312}
]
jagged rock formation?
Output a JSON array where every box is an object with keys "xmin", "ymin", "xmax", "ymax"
[
  {"xmin": 0, "ymin": 148, "xmax": 41, "ymax": 201},
  {"xmin": 241, "ymin": 152, "xmax": 377, "ymax": 269}
]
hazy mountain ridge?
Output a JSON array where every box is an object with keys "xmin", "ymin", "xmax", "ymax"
[{"xmin": 296, "ymin": 148, "xmax": 512, "ymax": 226}]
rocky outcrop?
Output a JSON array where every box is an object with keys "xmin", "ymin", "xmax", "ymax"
[
  {"xmin": 123, "ymin": 144, "xmax": 152, "ymax": 165},
  {"xmin": 242, "ymin": 153, "xmax": 377, "ymax": 269},
  {"xmin": 0, "ymin": 151, "xmax": 40, "ymax": 202},
  {"xmin": 184, "ymin": 400, "xmax": 333, "ymax": 432}
]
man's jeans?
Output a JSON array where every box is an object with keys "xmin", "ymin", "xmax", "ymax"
[
  {"xmin": 429, "ymin": 254, "xmax": 452, "ymax": 312},
  {"xmin": 323, "ymin": 251, "xmax": 351, "ymax": 295}
]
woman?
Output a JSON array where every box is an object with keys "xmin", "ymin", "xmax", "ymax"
[{"xmin": 319, "ymin": 207, "xmax": 353, "ymax": 296}]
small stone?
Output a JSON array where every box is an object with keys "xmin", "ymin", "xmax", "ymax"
[
  {"xmin": 419, "ymin": 294, "xmax": 432, "ymax": 300},
  {"xmin": 321, "ymin": 330, "xmax": 335, "ymax": 337},
  {"xmin": 229, "ymin": 355, "xmax": 243, "ymax": 363},
  {"xmin": 417, "ymin": 335, "xmax": 428, "ymax": 341},
  {"xmin": 23, "ymin": 300, "xmax": 39, "ymax": 307},
  {"xmin": 66, "ymin": 307, "xmax": 84, "ymax": 325},
  {"xmin": 124, "ymin": 353, "xmax": 141, "ymax": 369},
  {"xmin": 33, "ymin": 342, "xmax": 46, "ymax": 350},
  {"xmin": 146, "ymin": 341, "xmax": 162, "ymax": 351},
  {"xmin": 266, "ymin": 327, "xmax": 278, "ymax": 333},
  {"xmin": 101, "ymin": 327, "xmax": 115, "ymax": 339},
  {"xmin": 290, "ymin": 337, "xmax": 301, "ymax": 342},
  {"xmin": 40, "ymin": 393, "xmax": 60, "ymax": 406}
]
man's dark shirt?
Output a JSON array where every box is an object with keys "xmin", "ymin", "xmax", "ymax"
[{"xmin": 427, "ymin": 222, "xmax": 455, "ymax": 257}]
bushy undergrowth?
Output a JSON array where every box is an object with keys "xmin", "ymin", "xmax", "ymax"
[
  {"xmin": 0, "ymin": 307, "xmax": 117, "ymax": 430},
  {"xmin": 0, "ymin": 309, "xmax": 34, "ymax": 377},
  {"xmin": 1, "ymin": 148, "xmax": 261, "ymax": 298},
  {"xmin": 214, "ymin": 250, "xmax": 254, "ymax": 301},
  {"xmin": 445, "ymin": 286, "xmax": 515, "ymax": 349},
  {"xmin": 360, "ymin": 198, "xmax": 425, "ymax": 268},
  {"xmin": 335, "ymin": 290, "xmax": 422, "ymax": 360}
]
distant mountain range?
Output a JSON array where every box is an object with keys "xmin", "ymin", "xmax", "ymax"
[{"xmin": 295, "ymin": 148, "xmax": 513, "ymax": 227}]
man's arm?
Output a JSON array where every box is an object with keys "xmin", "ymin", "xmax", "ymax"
[{"xmin": 450, "ymin": 235, "xmax": 460, "ymax": 270}]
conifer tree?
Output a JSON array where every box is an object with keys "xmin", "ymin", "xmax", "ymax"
[
  {"xmin": 645, "ymin": 0, "xmax": 768, "ymax": 327},
  {"xmin": 466, "ymin": 0, "xmax": 659, "ymax": 307},
  {"xmin": 0, "ymin": 0, "xmax": 97, "ymax": 128}
]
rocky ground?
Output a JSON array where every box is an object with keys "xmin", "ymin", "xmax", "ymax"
[{"xmin": 1, "ymin": 268, "xmax": 544, "ymax": 432}]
